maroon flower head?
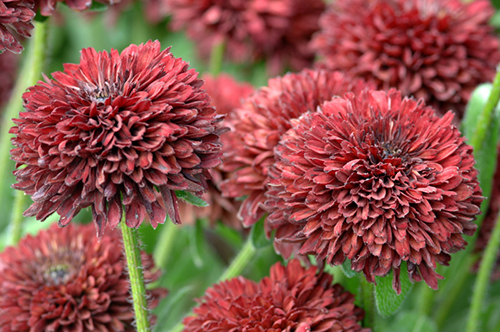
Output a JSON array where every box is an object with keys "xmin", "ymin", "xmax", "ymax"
[
  {"xmin": 0, "ymin": 0, "xmax": 35, "ymax": 53},
  {"xmin": 35, "ymin": 0, "xmax": 121, "ymax": 16},
  {"xmin": 265, "ymin": 89, "xmax": 483, "ymax": 293},
  {"xmin": 182, "ymin": 259, "xmax": 368, "ymax": 332},
  {"xmin": 179, "ymin": 73, "xmax": 254, "ymax": 227},
  {"xmin": 11, "ymin": 40, "xmax": 225, "ymax": 237},
  {"xmin": 311, "ymin": 0, "xmax": 500, "ymax": 118},
  {"xmin": 0, "ymin": 223, "xmax": 167, "ymax": 332},
  {"xmin": 167, "ymin": 0, "xmax": 325, "ymax": 75},
  {"xmin": 221, "ymin": 69, "xmax": 374, "ymax": 227}
]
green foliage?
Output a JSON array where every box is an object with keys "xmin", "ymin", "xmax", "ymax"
[
  {"xmin": 387, "ymin": 311, "xmax": 438, "ymax": 332},
  {"xmin": 250, "ymin": 215, "xmax": 272, "ymax": 249},
  {"xmin": 175, "ymin": 190, "xmax": 209, "ymax": 207},
  {"xmin": 374, "ymin": 261, "xmax": 414, "ymax": 317}
]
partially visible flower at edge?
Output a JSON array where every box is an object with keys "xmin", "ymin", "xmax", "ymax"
[
  {"xmin": 221, "ymin": 69, "xmax": 374, "ymax": 228},
  {"xmin": 311, "ymin": 0, "xmax": 500, "ymax": 119},
  {"xmin": 265, "ymin": 89, "xmax": 483, "ymax": 293},
  {"xmin": 0, "ymin": 51, "xmax": 20, "ymax": 109},
  {"xmin": 0, "ymin": 0, "xmax": 35, "ymax": 53},
  {"xmin": 35, "ymin": 0, "xmax": 122, "ymax": 17},
  {"xmin": 166, "ymin": 0, "xmax": 326, "ymax": 75},
  {"xmin": 182, "ymin": 258, "xmax": 369, "ymax": 332},
  {"xmin": 10, "ymin": 40, "xmax": 226, "ymax": 237},
  {"xmin": 0, "ymin": 223, "xmax": 167, "ymax": 332}
]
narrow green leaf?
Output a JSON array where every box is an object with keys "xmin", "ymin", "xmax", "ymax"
[
  {"xmin": 175, "ymin": 190, "xmax": 209, "ymax": 207},
  {"xmin": 188, "ymin": 219, "xmax": 205, "ymax": 267},
  {"xmin": 375, "ymin": 261, "xmax": 414, "ymax": 317},
  {"xmin": 462, "ymin": 83, "xmax": 500, "ymax": 223},
  {"xmin": 388, "ymin": 311, "xmax": 437, "ymax": 332},
  {"xmin": 249, "ymin": 215, "xmax": 272, "ymax": 249},
  {"xmin": 341, "ymin": 259, "xmax": 358, "ymax": 278}
]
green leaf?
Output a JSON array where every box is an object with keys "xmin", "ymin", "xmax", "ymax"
[
  {"xmin": 491, "ymin": 0, "xmax": 500, "ymax": 10},
  {"xmin": 462, "ymin": 83, "xmax": 500, "ymax": 222},
  {"xmin": 341, "ymin": 259, "xmax": 358, "ymax": 278},
  {"xmin": 374, "ymin": 261, "xmax": 414, "ymax": 317},
  {"xmin": 387, "ymin": 311, "xmax": 437, "ymax": 332},
  {"xmin": 188, "ymin": 219, "xmax": 205, "ymax": 268},
  {"xmin": 175, "ymin": 190, "xmax": 209, "ymax": 207},
  {"xmin": 249, "ymin": 215, "xmax": 272, "ymax": 249}
]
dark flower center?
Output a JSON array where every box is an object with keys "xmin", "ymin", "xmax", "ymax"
[{"xmin": 44, "ymin": 264, "xmax": 71, "ymax": 285}]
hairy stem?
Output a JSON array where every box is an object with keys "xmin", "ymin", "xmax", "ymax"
[
  {"xmin": 360, "ymin": 276, "xmax": 376, "ymax": 330},
  {"xmin": 209, "ymin": 39, "xmax": 226, "ymax": 76},
  {"xmin": 121, "ymin": 222, "xmax": 151, "ymax": 332}
]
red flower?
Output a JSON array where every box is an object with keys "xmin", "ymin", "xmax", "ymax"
[
  {"xmin": 265, "ymin": 89, "xmax": 483, "ymax": 293},
  {"xmin": 10, "ymin": 41, "xmax": 225, "ymax": 237},
  {"xmin": 182, "ymin": 259, "xmax": 369, "ymax": 332},
  {"xmin": 0, "ymin": 0, "xmax": 35, "ymax": 53},
  {"xmin": 179, "ymin": 74, "xmax": 254, "ymax": 228},
  {"xmin": 311, "ymin": 0, "xmax": 500, "ymax": 118},
  {"xmin": 166, "ymin": 0, "xmax": 325, "ymax": 75},
  {"xmin": 221, "ymin": 69, "xmax": 373, "ymax": 227},
  {"xmin": 0, "ymin": 223, "xmax": 167, "ymax": 332}
]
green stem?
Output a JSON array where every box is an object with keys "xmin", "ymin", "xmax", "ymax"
[
  {"xmin": 218, "ymin": 237, "xmax": 256, "ymax": 282},
  {"xmin": 360, "ymin": 276, "xmax": 376, "ymax": 330},
  {"xmin": 470, "ymin": 67, "xmax": 500, "ymax": 150},
  {"xmin": 153, "ymin": 219, "xmax": 179, "ymax": 269},
  {"xmin": 170, "ymin": 237, "xmax": 257, "ymax": 332},
  {"xmin": 121, "ymin": 222, "xmax": 151, "ymax": 332},
  {"xmin": 466, "ymin": 212, "xmax": 500, "ymax": 332},
  {"xmin": 7, "ymin": 191, "xmax": 29, "ymax": 246},
  {"xmin": 209, "ymin": 39, "xmax": 226, "ymax": 76},
  {"xmin": 434, "ymin": 256, "xmax": 475, "ymax": 329},
  {"xmin": 1, "ymin": 20, "xmax": 49, "ymax": 240}
]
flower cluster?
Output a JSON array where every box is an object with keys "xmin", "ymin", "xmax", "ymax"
[
  {"xmin": 182, "ymin": 259, "xmax": 368, "ymax": 332},
  {"xmin": 265, "ymin": 89, "xmax": 483, "ymax": 293},
  {"xmin": 10, "ymin": 40, "xmax": 225, "ymax": 237},
  {"xmin": 0, "ymin": 223, "xmax": 167, "ymax": 332},
  {"xmin": 166, "ymin": 0, "xmax": 325, "ymax": 74},
  {"xmin": 312, "ymin": 0, "xmax": 500, "ymax": 118},
  {"xmin": 0, "ymin": 0, "xmax": 35, "ymax": 53},
  {"xmin": 221, "ymin": 69, "xmax": 373, "ymax": 227}
]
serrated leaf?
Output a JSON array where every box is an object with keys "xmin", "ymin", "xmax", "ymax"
[
  {"xmin": 375, "ymin": 261, "xmax": 414, "ymax": 317},
  {"xmin": 175, "ymin": 190, "xmax": 209, "ymax": 207},
  {"xmin": 341, "ymin": 259, "xmax": 358, "ymax": 278},
  {"xmin": 388, "ymin": 311, "xmax": 437, "ymax": 332},
  {"xmin": 249, "ymin": 215, "xmax": 272, "ymax": 249}
]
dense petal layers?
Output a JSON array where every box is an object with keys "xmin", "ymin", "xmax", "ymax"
[
  {"xmin": 221, "ymin": 69, "xmax": 373, "ymax": 227},
  {"xmin": 265, "ymin": 89, "xmax": 483, "ymax": 293},
  {"xmin": 182, "ymin": 259, "xmax": 369, "ymax": 332},
  {"xmin": 0, "ymin": 0, "xmax": 35, "ymax": 53},
  {"xmin": 0, "ymin": 223, "xmax": 167, "ymax": 332},
  {"xmin": 311, "ymin": 0, "xmax": 500, "ymax": 118},
  {"xmin": 166, "ymin": 0, "xmax": 325, "ymax": 75},
  {"xmin": 11, "ymin": 40, "xmax": 225, "ymax": 236}
]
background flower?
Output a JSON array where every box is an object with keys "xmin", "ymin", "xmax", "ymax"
[
  {"xmin": 179, "ymin": 74, "xmax": 254, "ymax": 228},
  {"xmin": 221, "ymin": 69, "xmax": 373, "ymax": 227},
  {"xmin": 10, "ymin": 40, "xmax": 225, "ymax": 237},
  {"xmin": 182, "ymin": 259, "xmax": 368, "ymax": 332},
  {"xmin": 166, "ymin": 0, "xmax": 325, "ymax": 75},
  {"xmin": 311, "ymin": 0, "xmax": 500, "ymax": 118},
  {"xmin": 0, "ymin": 223, "xmax": 167, "ymax": 332},
  {"xmin": 0, "ymin": 0, "xmax": 35, "ymax": 53},
  {"xmin": 265, "ymin": 89, "xmax": 483, "ymax": 293}
]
